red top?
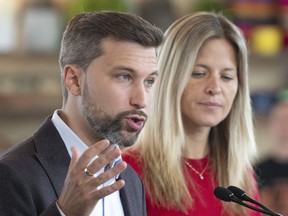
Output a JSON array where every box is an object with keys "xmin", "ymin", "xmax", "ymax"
[{"xmin": 122, "ymin": 149, "xmax": 261, "ymax": 216}]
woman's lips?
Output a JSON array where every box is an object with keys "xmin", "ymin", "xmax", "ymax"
[
  {"xmin": 198, "ymin": 102, "xmax": 223, "ymax": 110},
  {"xmin": 200, "ymin": 102, "xmax": 222, "ymax": 107}
]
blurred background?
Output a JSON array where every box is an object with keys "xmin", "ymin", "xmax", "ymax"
[{"xmin": 0, "ymin": 0, "xmax": 288, "ymax": 160}]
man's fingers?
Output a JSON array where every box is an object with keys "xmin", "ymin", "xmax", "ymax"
[
  {"xmin": 68, "ymin": 147, "xmax": 81, "ymax": 171},
  {"xmin": 88, "ymin": 161, "xmax": 127, "ymax": 188},
  {"xmin": 77, "ymin": 140, "xmax": 110, "ymax": 169},
  {"xmin": 93, "ymin": 179, "xmax": 126, "ymax": 200},
  {"xmin": 86, "ymin": 147, "xmax": 121, "ymax": 175}
]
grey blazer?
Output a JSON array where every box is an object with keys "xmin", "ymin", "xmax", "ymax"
[{"xmin": 0, "ymin": 116, "xmax": 146, "ymax": 216}]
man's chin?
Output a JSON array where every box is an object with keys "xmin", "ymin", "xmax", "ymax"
[{"xmin": 117, "ymin": 131, "xmax": 139, "ymax": 147}]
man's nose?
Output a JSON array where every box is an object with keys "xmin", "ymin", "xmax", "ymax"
[{"xmin": 130, "ymin": 83, "xmax": 148, "ymax": 109}]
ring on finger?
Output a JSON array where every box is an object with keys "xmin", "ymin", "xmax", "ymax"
[{"xmin": 84, "ymin": 167, "xmax": 94, "ymax": 177}]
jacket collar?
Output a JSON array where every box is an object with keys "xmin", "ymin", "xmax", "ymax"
[{"xmin": 34, "ymin": 116, "xmax": 70, "ymax": 197}]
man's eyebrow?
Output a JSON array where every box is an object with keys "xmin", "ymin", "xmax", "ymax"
[
  {"xmin": 112, "ymin": 66, "xmax": 158, "ymax": 76},
  {"xmin": 149, "ymin": 71, "xmax": 158, "ymax": 76},
  {"xmin": 113, "ymin": 66, "xmax": 135, "ymax": 73}
]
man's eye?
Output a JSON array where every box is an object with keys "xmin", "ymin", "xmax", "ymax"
[
  {"xmin": 144, "ymin": 79, "xmax": 155, "ymax": 87},
  {"xmin": 118, "ymin": 74, "xmax": 130, "ymax": 81}
]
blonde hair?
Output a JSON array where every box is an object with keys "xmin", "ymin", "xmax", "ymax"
[{"xmin": 129, "ymin": 12, "xmax": 257, "ymax": 214}]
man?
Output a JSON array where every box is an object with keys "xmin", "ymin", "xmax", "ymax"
[{"xmin": 0, "ymin": 11, "xmax": 163, "ymax": 215}]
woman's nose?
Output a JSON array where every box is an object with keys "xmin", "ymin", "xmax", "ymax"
[{"xmin": 205, "ymin": 77, "xmax": 221, "ymax": 96}]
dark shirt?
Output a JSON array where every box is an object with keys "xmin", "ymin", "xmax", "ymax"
[{"xmin": 255, "ymin": 157, "xmax": 288, "ymax": 187}]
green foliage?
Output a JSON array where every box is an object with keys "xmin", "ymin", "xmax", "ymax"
[
  {"xmin": 66, "ymin": 0, "xmax": 130, "ymax": 20},
  {"xmin": 193, "ymin": 0, "xmax": 231, "ymax": 18},
  {"xmin": 195, "ymin": 0, "xmax": 225, "ymax": 11}
]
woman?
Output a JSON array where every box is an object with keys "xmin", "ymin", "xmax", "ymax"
[{"xmin": 123, "ymin": 12, "xmax": 260, "ymax": 216}]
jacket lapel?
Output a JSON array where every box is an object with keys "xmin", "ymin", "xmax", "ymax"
[
  {"xmin": 34, "ymin": 116, "xmax": 70, "ymax": 197},
  {"xmin": 119, "ymin": 165, "xmax": 146, "ymax": 216}
]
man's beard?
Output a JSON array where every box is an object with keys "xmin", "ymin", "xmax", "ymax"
[{"xmin": 82, "ymin": 83, "xmax": 147, "ymax": 147}]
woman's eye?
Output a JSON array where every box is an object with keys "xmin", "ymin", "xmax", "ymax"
[
  {"xmin": 221, "ymin": 75, "xmax": 233, "ymax": 81},
  {"xmin": 191, "ymin": 71, "xmax": 205, "ymax": 78}
]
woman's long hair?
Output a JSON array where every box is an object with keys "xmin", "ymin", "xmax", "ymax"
[{"xmin": 130, "ymin": 12, "xmax": 257, "ymax": 214}]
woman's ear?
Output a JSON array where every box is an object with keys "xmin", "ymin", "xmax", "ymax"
[{"xmin": 63, "ymin": 65, "xmax": 85, "ymax": 96}]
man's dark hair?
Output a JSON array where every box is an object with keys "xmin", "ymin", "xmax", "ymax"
[{"xmin": 59, "ymin": 11, "xmax": 163, "ymax": 104}]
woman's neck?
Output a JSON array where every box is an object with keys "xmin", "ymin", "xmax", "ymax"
[{"xmin": 183, "ymin": 127, "xmax": 210, "ymax": 159}]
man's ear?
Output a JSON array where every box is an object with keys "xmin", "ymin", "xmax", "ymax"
[{"xmin": 63, "ymin": 65, "xmax": 85, "ymax": 96}]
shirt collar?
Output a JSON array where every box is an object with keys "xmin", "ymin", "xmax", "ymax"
[{"xmin": 51, "ymin": 109, "xmax": 87, "ymax": 157}]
